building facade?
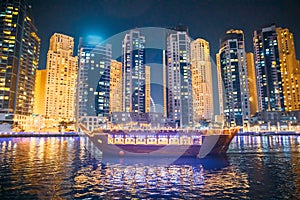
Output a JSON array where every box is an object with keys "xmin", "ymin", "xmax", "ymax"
[
  {"xmin": 191, "ymin": 38, "xmax": 214, "ymax": 122},
  {"xmin": 110, "ymin": 59, "xmax": 123, "ymax": 113},
  {"xmin": 246, "ymin": 52, "xmax": 258, "ymax": 116},
  {"xmin": 253, "ymin": 25, "xmax": 284, "ymax": 112},
  {"xmin": 45, "ymin": 33, "xmax": 77, "ymax": 122},
  {"xmin": 166, "ymin": 26, "xmax": 194, "ymax": 127},
  {"xmin": 77, "ymin": 37, "xmax": 112, "ymax": 124},
  {"xmin": 0, "ymin": 0, "xmax": 40, "ymax": 126},
  {"xmin": 217, "ymin": 30, "xmax": 250, "ymax": 128},
  {"xmin": 111, "ymin": 112, "xmax": 164, "ymax": 128},
  {"xmin": 163, "ymin": 50, "xmax": 167, "ymax": 118},
  {"xmin": 122, "ymin": 30, "xmax": 147, "ymax": 113},
  {"xmin": 276, "ymin": 27, "xmax": 300, "ymax": 111},
  {"xmin": 33, "ymin": 69, "xmax": 46, "ymax": 116},
  {"xmin": 216, "ymin": 53, "xmax": 224, "ymax": 116},
  {"xmin": 145, "ymin": 65, "xmax": 151, "ymax": 113}
]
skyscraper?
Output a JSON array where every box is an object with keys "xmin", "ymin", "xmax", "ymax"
[
  {"xmin": 166, "ymin": 26, "xmax": 193, "ymax": 127},
  {"xmin": 77, "ymin": 37, "xmax": 112, "ymax": 120},
  {"xmin": 246, "ymin": 52, "xmax": 258, "ymax": 116},
  {"xmin": 0, "ymin": 0, "xmax": 40, "ymax": 126},
  {"xmin": 191, "ymin": 38, "xmax": 214, "ymax": 122},
  {"xmin": 276, "ymin": 27, "xmax": 300, "ymax": 111},
  {"xmin": 45, "ymin": 33, "xmax": 77, "ymax": 122},
  {"xmin": 110, "ymin": 60, "xmax": 122, "ymax": 113},
  {"xmin": 33, "ymin": 69, "xmax": 46, "ymax": 116},
  {"xmin": 145, "ymin": 65, "xmax": 151, "ymax": 113},
  {"xmin": 122, "ymin": 30, "xmax": 146, "ymax": 113},
  {"xmin": 163, "ymin": 50, "xmax": 167, "ymax": 118},
  {"xmin": 253, "ymin": 25, "xmax": 284, "ymax": 112},
  {"xmin": 217, "ymin": 30, "xmax": 250, "ymax": 128},
  {"xmin": 216, "ymin": 54, "xmax": 224, "ymax": 116}
]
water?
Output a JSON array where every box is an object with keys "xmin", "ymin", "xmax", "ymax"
[{"xmin": 0, "ymin": 135, "xmax": 300, "ymax": 199}]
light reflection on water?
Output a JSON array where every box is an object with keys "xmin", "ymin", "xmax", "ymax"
[{"xmin": 0, "ymin": 135, "xmax": 299, "ymax": 199}]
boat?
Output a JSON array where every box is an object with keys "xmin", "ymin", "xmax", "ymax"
[{"xmin": 80, "ymin": 124, "xmax": 239, "ymax": 158}]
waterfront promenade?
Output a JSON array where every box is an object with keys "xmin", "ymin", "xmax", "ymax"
[
  {"xmin": 0, "ymin": 132, "xmax": 83, "ymax": 138},
  {"xmin": 1, "ymin": 130, "xmax": 300, "ymax": 138}
]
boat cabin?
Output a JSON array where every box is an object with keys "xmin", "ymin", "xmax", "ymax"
[{"xmin": 107, "ymin": 130, "xmax": 204, "ymax": 145}]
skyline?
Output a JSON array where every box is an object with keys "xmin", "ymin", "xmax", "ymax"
[
  {"xmin": 2, "ymin": 0, "xmax": 300, "ymax": 131},
  {"xmin": 28, "ymin": 0, "xmax": 300, "ymax": 70}
]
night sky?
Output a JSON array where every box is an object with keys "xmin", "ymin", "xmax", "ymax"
[
  {"xmin": 27, "ymin": 0, "xmax": 300, "ymax": 114},
  {"xmin": 28, "ymin": 0, "xmax": 300, "ymax": 69}
]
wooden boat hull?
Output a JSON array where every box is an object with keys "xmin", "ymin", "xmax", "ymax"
[{"xmin": 86, "ymin": 129, "xmax": 238, "ymax": 158}]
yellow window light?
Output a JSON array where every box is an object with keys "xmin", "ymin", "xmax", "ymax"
[
  {"xmin": 4, "ymin": 19, "xmax": 12, "ymax": 23},
  {"xmin": 3, "ymin": 30, "xmax": 11, "ymax": 35},
  {"xmin": 0, "ymin": 87, "xmax": 10, "ymax": 91}
]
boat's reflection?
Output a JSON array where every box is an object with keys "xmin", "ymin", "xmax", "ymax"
[{"xmin": 100, "ymin": 155, "xmax": 229, "ymax": 170}]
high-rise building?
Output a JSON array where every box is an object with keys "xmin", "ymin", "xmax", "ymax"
[
  {"xmin": 216, "ymin": 53, "xmax": 224, "ymax": 116},
  {"xmin": 191, "ymin": 38, "xmax": 213, "ymax": 122},
  {"xmin": 276, "ymin": 27, "xmax": 300, "ymax": 111},
  {"xmin": 77, "ymin": 37, "xmax": 112, "ymax": 121},
  {"xmin": 253, "ymin": 25, "xmax": 284, "ymax": 112},
  {"xmin": 45, "ymin": 33, "xmax": 77, "ymax": 122},
  {"xmin": 110, "ymin": 60, "xmax": 122, "ymax": 113},
  {"xmin": 33, "ymin": 69, "xmax": 46, "ymax": 116},
  {"xmin": 0, "ymin": 0, "xmax": 40, "ymax": 125},
  {"xmin": 163, "ymin": 50, "xmax": 167, "ymax": 118},
  {"xmin": 246, "ymin": 52, "xmax": 258, "ymax": 116},
  {"xmin": 122, "ymin": 30, "xmax": 146, "ymax": 113},
  {"xmin": 166, "ymin": 26, "xmax": 193, "ymax": 127},
  {"xmin": 217, "ymin": 30, "xmax": 250, "ymax": 128},
  {"xmin": 145, "ymin": 65, "xmax": 151, "ymax": 113}
]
